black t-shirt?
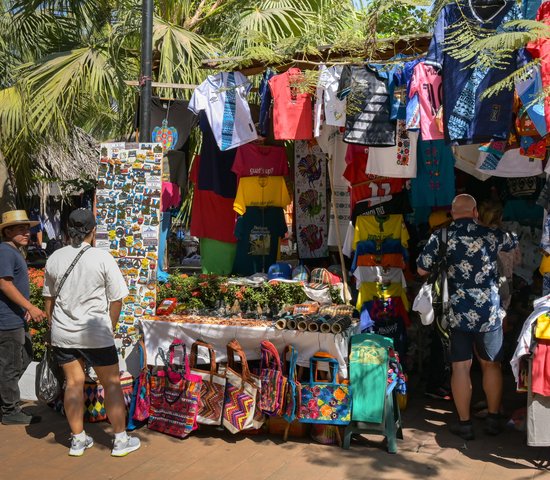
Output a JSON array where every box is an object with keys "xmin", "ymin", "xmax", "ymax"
[
  {"xmin": 352, "ymin": 191, "xmax": 412, "ymax": 225},
  {"xmin": 338, "ymin": 65, "xmax": 396, "ymax": 147},
  {"xmin": 150, "ymin": 98, "xmax": 197, "ymax": 151}
]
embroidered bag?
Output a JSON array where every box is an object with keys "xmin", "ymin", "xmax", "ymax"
[
  {"xmin": 84, "ymin": 371, "xmax": 134, "ymax": 423},
  {"xmin": 132, "ymin": 338, "xmax": 151, "ymax": 422},
  {"xmin": 282, "ymin": 345, "xmax": 301, "ymax": 422},
  {"xmin": 259, "ymin": 340, "xmax": 287, "ymax": 415},
  {"xmin": 189, "ymin": 340, "xmax": 226, "ymax": 425},
  {"xmin": 148, "ymin": 340, "xmax": 203, "ymax": 439},
  {"xmin": 298, "ymin": 352, "xmax": 351, "ymax": 425},
  {"xmin": 222, "ymin": 339, "xmax": 261, "ymax": 433}
]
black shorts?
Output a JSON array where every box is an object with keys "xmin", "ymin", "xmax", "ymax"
[
  {"xmin": 449, "ymin": 328, "xmax": 503, "ymax": 363},
  {"xmin": 52, "ymin": 345, "xmax": 118, "ymax": 367}
]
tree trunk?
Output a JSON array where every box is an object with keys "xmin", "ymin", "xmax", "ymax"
[{"xmin": 0, "ymin": 151, "xmax": 16, "ymax": 213}]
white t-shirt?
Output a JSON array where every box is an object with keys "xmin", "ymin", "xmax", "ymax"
[
  {"xmin": 43, "ymin": 243, "xmax": 129, "ymax": 349},
  {"xmin": 189, "ymin": 71, "xmax": 258, "ymax": 151},
  {"xmin": 477, "ymin": 148, "xmax": 543, "ymax": 177},
  {"xmin": 452, "ymin": 144, "xmax": 491, "ymax": 181},
  {"xmin": 366, "ymin": 120, "xmax": 418, "ymax": 178},
  {"xmin": 314, "ymin": 65, "xmax": 346, "ymax": 137},
  {"xmin": 353, "ymin": 266, "xmax": 406, "ymax": 286}
]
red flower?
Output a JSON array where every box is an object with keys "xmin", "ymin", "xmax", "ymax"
[
  {"xmin": 191, "ymin": 290, "xmax": 201, "ymax": 297},
  {"xmin": 199, "ymin": 282, "xmax": 208, "ymax": 288}
]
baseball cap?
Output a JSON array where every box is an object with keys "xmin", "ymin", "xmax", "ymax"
[
  {"xmin": 68, "ymin": 208, "xmax": 97, "ymax": 238},
  {"xmin": 292, "ymin": 265, "xmax": 310, "ymax": 282},
  {"xmin": 309, "ymin": 267, "xmax": 341, "ymax": 289},
  {"xmin": 267, "ymin": 262, "xmax": 292, "ymax": 280}
]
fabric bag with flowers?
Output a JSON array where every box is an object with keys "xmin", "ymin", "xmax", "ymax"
[{"xmin": 298, "ymin": 352, "xmax": 351, "ymax": 425}]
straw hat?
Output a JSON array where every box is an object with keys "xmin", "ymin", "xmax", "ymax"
[{"xmin": 0, "ymin": 210, "xmax": 40, "ymax": 233}]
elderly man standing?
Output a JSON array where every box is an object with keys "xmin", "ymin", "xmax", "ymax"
[
  {"xmin": 417, "ymin": 194, "xmax": 517, "ymax": 440},
  {"xmin": 0, "ymin": 210, "xmax": 46, "ymax": 425}
]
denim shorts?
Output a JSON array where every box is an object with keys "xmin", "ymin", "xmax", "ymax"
[
  {"xmin": 52, "ymin": 345, "xmax": 118, "ymax": 367},
  {"xmin": 449, "ymin": 328, "xmax": 503, "ymax": 363}
]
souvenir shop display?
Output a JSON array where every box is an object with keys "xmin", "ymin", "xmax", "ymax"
[{"xmin": 96, "ymin": 142, "xmax": 163, "ymax": 348}]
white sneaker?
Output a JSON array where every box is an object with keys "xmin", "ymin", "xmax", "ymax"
[
  {"xmin": 111, "ymin": 435, "xmax": 141, "ymax": 457},
  {"xmin": 69, "ymin": 434, "xmax": 94, "ymax": 456}
]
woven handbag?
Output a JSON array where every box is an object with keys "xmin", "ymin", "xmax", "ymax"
[
  {"xmin": 282, "ymin": 345, "xmax": 301, "ymax": 423},
  {"xmin": 148, "ymin": 340, "xmax": 203, "ymax": 439},
  {"xmin": 298, "ymin": 352, "xmax": 351, "ymax": 425},
  {"xmin": 189, "ymin": 340, "xmax": 226, "ymax": 425},
  {"xmin": 84, "ymin": 371, "xmax": 134, "ymax": 423},
  {"xmin": 132, "ymin": 338, "xmax": 151, "ymax": 422},
  {"xmin": 222, "ymin": 339, "xmax": 261, "ymax": 434},
  {"xmin": 259, "ymin": 341, "xmax": 287, "ymax": 416}
]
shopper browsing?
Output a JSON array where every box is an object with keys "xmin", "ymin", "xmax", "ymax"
[{"xmin": 43, "ymin": 209, "xmax": 140, "ymax": 457}]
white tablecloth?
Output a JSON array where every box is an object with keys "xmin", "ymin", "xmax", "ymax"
[{"xmin": 140, "ymin": 319, "xmax": 354, "ymax": 377}]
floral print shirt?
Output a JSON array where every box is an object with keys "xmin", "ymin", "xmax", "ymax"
[{"xmin": 417, "ymin": 218, "xmax": 517, "ymax": 332}]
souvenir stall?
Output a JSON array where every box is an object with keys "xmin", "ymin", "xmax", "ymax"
[{"xmin": 90, "ymin": 1, "xmax": 550, "ymax": 448}]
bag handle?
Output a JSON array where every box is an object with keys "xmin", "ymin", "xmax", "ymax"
[
  {"xmin": 169, "ymin": 340, "xmax": 189, "ymax": 376},
  {"xmin": 137, "ymin": 337, "xmax": 148, "ymax": 372},
  {"xmin": 189, "ymin": 340, "xmax": 217, "ymax": 374},
  {"xmin": 309, "ymin": 354, "xmax": 339, "ymax": 385},
  {"xmin": 227, "ymin": 339, "xmax": 252, "ymax": 381},
  {"xmin": 283, "ymin": 345, "xmax": 298, "ymax": 382},
  {"xmin": 56, "ymin": 245, "xmax": 91, "ymax": 295},
  {"xmin": 260, "ymin": 340, "xmax": 282, "ymax": 372}
]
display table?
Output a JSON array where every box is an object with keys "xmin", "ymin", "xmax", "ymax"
[{"xmin": 140, "ymin": 318, "xmax": 356, "ymax": 376}]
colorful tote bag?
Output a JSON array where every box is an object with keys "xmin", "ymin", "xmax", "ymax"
[
  {"xmin": 148, "ymin": 340, "xmax": 203, "ymax": 439},
  {"xmin": 84, "ymin": 371, "xmax": 134, "ymax": 423},
  {"xmin": 132, "ymin": 338, "xmax": 151, "ymax": 422},
  {"xmin": 298, "ymin": 352, "xmax": 351, "ymax": 425},
  {"xmin": 222, "ymin": 339, "xmax": 261, "ymax": 434},
  {"xmin": 189, "ymin": 340, "xmax": 226, "ymax": 425},
  {"xmin": 259, "ymin": 340, "xmax": 287, "ymax": 416},
  {"xmin": 282, "ymin": 345, "xmax": 301, "ymax": 423}
]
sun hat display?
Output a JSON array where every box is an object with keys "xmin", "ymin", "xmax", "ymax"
[
  {"xmin": 267, "ymin": 262, "xmax": 292, "ymax": 280},
  {"xmin": 0, "ymin": 210, "xmax": 40, "ymax": 234}
]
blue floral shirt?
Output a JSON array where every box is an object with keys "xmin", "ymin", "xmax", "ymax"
[{"xmin": 417, "ymin": 219, "xmax": 517, "ymax": 332}]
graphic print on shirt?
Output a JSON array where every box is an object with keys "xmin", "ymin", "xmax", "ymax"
[
  {"xmin": 249, "ymin": 226, "xmax": 271, "ymax": 256},
  {"xmin": 152, "ymin": 119, "xmax": 178, "ymax": 151},
  {"xmin": 221, "ymin": 72, "xmax": 237, "ymax": 150},
  {"xmin": 295, "ymin": 140, "xmax": 328, "ymax": 258}
]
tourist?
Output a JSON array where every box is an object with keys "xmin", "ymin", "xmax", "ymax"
[
  {"xmin": 417, "ymin": 194, "xmax": 518, "ymax": 440},
  {"xmin": 0, "ymin": 210, "xmax": 45, "ymax": 425},
  {"xmin": 43, "ymin": 208, "xmax": 140, "ymax": 457}
]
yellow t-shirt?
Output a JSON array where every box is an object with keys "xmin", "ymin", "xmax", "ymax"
[
  {"xmin": 352, "ymin": 214, "xmax": 409, "ymax": 251},
  {"xmin": 357, "ymin": 282, "xmax": 409, "ymax": 311},
  {"xmin": 233, "ymin": 176, "xmax": 291, "ymax": 215}
]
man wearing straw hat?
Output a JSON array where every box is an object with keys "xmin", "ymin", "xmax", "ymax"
[{"xmin": 0, "ymin": 210, "xmax": 46, "ymax": 425}]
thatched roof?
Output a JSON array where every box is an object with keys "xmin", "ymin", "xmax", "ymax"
[{"xmin": 34, "ymin": 127, "xmax": 99, "ymax": 186}]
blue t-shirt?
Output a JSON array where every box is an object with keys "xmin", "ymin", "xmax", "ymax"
[
  {"xmin": 233, "ymin": 207, "xmax": 287, "ymax": 276},
  {"xmin": 259, "ymin": 69, "xmax": 275, "ymax": 137},
  {"xmin": 0, "ymin": 243, "xmax": 29, "ymax": 330},
  {"xmin": 410, "ymin": 139, "xmax": 456, "ymax": 208},
  {"xmin": 427, "ymin": 0, "xmax": 526, "ymax": 144}
]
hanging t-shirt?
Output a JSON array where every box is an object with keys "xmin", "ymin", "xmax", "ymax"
[
  {"xmin": 233, "ymin": 207, "xmax": 288, "ymax": 275},
  {"xmin": 452, "ymin": 144, "xmax": 492, "ymax": 181},
  {"xmin": 365, "ymin": 120, "xmax": 418, "ymax": 178},
  {"xmin": 259, "ymin": 69, "xmax": 276, "ymax": 137},
  {"xmin": 197, "ymin": 113, "xmax": 238, "ymax": 198},
  {"xmin": 427, "ymin": 0, "xmax": 526, "ymax": 144},
  {"xmin": 411, "ymin": 139, "xmax": 456, "ymax": 208},
  {"xmin": 352, "ymin": 191, "xmax": 412, "ymax": 224},
  {"xmin": 269, "ymin": 68, "xmax": 313, "ymax": 140},
  {"xmin": 357, "ymin": 282, "xmax": 409, "ymax": 311},
  {"xmin": 338, "ymin": 65, "xmax": 396, "ymax": 146},
  {"xmin": 316, "ymin": 125, "xmax": 351, "ymax": 247},
  {"xmin": 314, "ymin": 65, "xmax": 347, "ymax": 137},
  {"xmin": 234, "ymin": 176, "xmax": 291, "ymax": 215},
  {"xmin": 353, "ymin": 253, "xmax": 407, "ymax": 270},
  {"xmin": 189, "ymin": 71, "xmax": 258, "ymax": 150},
  {"xmin": 477, "ymin": 147, "xmax": 543, "ymax": 177},
  {"xmin": 515, "ymin": 65, "xmax": 548, "ymax": 136},
  {"xmin": 408, "ymin": 63, "xmax": 444, "ymax": 140},
  {"xmin": 352, "ymin": 214, "xmax": 410, "ymax": 251},
  {"xmin": 150, "ymin": 98, "xmax": 197, "ymax": 151},
  {"xmin": 353, "ymin": 266, "xmax": 406, "ymax": 286},
  {"xmin": 232, "ymin": 143, "xmax": 289, "ymax": 180},
  {"xmin": 200, "ymin": 238, "xmax": 237, "ymax": 275},
  {"xmin": 190, "ymin": 156, "xmax": 237, "ymax": 243}
]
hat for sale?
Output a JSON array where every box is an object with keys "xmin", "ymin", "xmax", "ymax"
[
  {"xmin": 309, "ymin": 267, "xmax": 341, "ymax": 289},
  {"xmin": 68, "ymin": 208, "xmax": 97, "ymax": 238},
  {"xmin": 292, "ymin": 265, "xmax": 310, "ymax": 282},
  {"xmin": 267, "ymin": 262, "xmax": 292, "ymax": 280}
]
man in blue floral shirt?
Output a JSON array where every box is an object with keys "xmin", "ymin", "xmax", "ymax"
[{"xmin": 417, "ymin": 194, "xmax": 517, "ymax": 440}]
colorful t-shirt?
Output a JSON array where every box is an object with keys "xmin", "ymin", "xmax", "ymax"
[
  {"xmin": 189, "ymin": 71, "xmax": 258, "ymax": 150},
  {"xmin": 409, "ymin": 63, "xmax": 444, "ymax": 140},
  {"xmin": 352, "ymin": 214, "xmax": 409, "ymax": 251},
  {"xmin": 427, "ymin": 0, "xmax": 526, "ymax": 144},
  {"xmin": 476, "ymin": 147, "xmax": 543, "ymax": 177},
  {"xmin": 338, "ymin": 65, "xmax": 396, "ymax": 146},
  {"xmin": 365, "ymin": 120, "xmax": 418, "ymax": 178},
  {"xmin": 233, "ymin": 207, "xmax": 288, "ymax": 275},
  {"xmin": 232, "ymin": 143, "xmax": 289, "ymax": 180},
  {"xmin": 357, "ymin": 282, "xmax": 409, "ymax": 311},
  {"xmin": 269, "ymin": 68, "xmax": 313, "ymax": 140},
  {"xmin": 234, "ymin": 176, "xmax": 291, "ymax": 215}
]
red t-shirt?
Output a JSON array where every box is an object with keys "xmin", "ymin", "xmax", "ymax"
[
  {"xmin": 231, "ymin": 143, "xmax": 289, "ymax": 180},
  {"xmin": 344, "ymin": 146, "xmax": 405, "ymax": 209},
  {"xmin": 269, "ymin": 68, "xmax": 313, "ymax": 140},
  {"xmin": 190, "ymin": 156, "xmax": 237, "ymax": 243}
]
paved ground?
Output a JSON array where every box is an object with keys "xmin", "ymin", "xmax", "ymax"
[{"xmin": 2, "ymin": 374, "xmax": 550, "ymax": 480}]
